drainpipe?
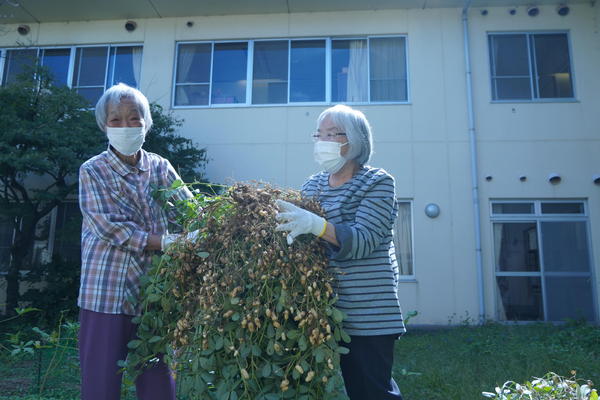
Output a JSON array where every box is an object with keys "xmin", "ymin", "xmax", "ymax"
[{"xmin": 462, "ymin": 1, "xmax": 486, "ymax": 324}]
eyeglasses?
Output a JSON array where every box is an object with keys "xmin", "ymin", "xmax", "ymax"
[{"xmin": 311, "ymin": 132, "xmax": 347, "ymax": 142}]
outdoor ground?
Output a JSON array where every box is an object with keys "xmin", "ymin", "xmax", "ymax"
[{"xmin": 1, "ymin": 321, "xmax": 598, "ymax": 400}]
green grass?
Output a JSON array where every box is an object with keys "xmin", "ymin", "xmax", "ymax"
[
  {"xmin": 393, "ymin": 321, "xmax": 600, "ymax": 400},
  {"xmin": 1, "ymin": 322, "xmax": 598, "ymax": 399}
]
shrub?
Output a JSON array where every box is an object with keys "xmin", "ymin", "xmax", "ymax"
[
  {"xmin": 482, "ymin": 371, "xmax": 598, "ymax": 400},
  {"xmin": 126, "ymin": 182, "xmax": 349, "ymax": 400}
]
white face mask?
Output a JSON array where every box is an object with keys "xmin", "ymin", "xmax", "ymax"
[
  {"xmin": 313, "ymin": 141, "xmax": 348, "ymax": 174},
  {"xmin": 106, "ymin": 126, "xmax": 145, "ymax": 156}
]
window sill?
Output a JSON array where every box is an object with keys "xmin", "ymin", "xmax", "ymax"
[
  {"xmin": 490, "ymin": 98, "xmax": 579, "ymax": 104},
  {"xmin": 171, "ymin": 101, "xmax": 412, "ymax": 110},
  {"xmin": 398, "ymin": 278, "xmax": 417, "ymax": 283}
]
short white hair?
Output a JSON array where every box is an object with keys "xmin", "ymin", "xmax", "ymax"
[
  {"xmin": 317, "ymin": 104, "xmax": 373, "ymax": 166},
  {"xmin": 95, "ymin": 83, "xmax": 153, "ymax": 134}
]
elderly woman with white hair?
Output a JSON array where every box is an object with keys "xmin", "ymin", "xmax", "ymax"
[
  {"xmin": 276, "ymin": 104, "xmax": 405, "ymax": 399},
  {"xmin": 77, "ymin": 83, "xmax": 194, "ymax": 400}
]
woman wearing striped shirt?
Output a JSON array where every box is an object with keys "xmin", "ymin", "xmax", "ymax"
[{"xmin": 276, "ymin": 105, "xmax": 405, "ymax": 399}]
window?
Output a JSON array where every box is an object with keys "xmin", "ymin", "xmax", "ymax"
[
  {"xmin": 252, "ymin": 40, "xmax": 288, "ymax": 104},
  {"xmin": 491, "ymin": 200, "xmax": 595, "ymax": 322},
  {"xmin": 488, "ymin": 32, "xmax": 574, "ymax": 101},
  {"xmin": 2, "ymin": 48, "xmax": 38, "ymax": 85},
  {"xmin": 174, "ymin": 35, "xmax": 408, "ymax": 107},
  {"xmin": 1, "ymin": 45, "xmax": 143, "ymax": 105},
  {"xmin": 72, "ymin": 45, "xmax": 142, "ymax": 105},
  {"xmin": 393, "ymin": 201, "xmax": 414, "ymax": 278},
  {"xmin": 0, "ymin": 216, "xmax": 15, "ymax": 274},
  {"xmin": 0, "ymin": 203, "xmax": 82, "ymax": 274},
  {"xmin": 51, "ymin": 202, "xmax": 82, "ymax": 264}
]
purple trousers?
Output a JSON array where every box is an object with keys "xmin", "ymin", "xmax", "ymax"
[{"xmin": 79, "ymin": 309, "xmax": 176, "ymax": 400}]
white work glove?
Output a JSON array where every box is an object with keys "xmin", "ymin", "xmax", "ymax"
[
  {"xmin": 161, "ymin": 230, "xmax": 199, "ymax": 251},
  {"xmin": 275, "ymin": 199, "xmax": 327, "ymax": 245}
]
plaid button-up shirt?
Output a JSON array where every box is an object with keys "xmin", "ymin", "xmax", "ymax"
[{"xmin": 78, "ymin": 147, "xmax": 191, "ymax": 315}]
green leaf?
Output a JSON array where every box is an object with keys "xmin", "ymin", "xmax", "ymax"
[
  {"xmin": 336, "ymin": 346, "xmax": 350, "ymax": 355},
  {"xmin": 214, "ymin": 335, "xmax": 224, "ymax": 350},
  {"xmin": 148, "ymin": 336, "xmax": 162, "ymax": 343},
  {"xmin": 127, "ymin": 340, "xmax": 142, "ymax": 349},
  {"xmin": 332, "ymin": 308, "xmax": 344, "ymax": 323},
  {"xmin": 287, "ymin": 330, "xmax": 299, "ymax": 340},
  {"xmin": 196, "ymin": 251, "xmax": 210, "ymax": 258},
  {"xmin": 314, "ymin": 347, "xmax": 325, "ymax": 363},
  {"xmin": 298, "ymin": 336, "xmax": 308, "ymax": 351},
  {"xmin": 146, "ymin": 293, "xmax": 161, "ymax": 303},
  {"xmin": 261, "ymin": 362, "xmax": 272, "ymax": 378},
  {"xmin": 340, "ymin": 330, "xmax": 351, "ymax": 343},
  {"xmin": 171, "ymin": 179, "xmax": 183, "ymax": 189}
]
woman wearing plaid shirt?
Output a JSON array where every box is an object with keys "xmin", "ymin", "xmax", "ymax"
[{"xmin": 78, "ymin": 84, "xmax": 195, "ymax": 400}]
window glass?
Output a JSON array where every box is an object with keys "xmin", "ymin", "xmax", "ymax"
[
  {"xmin": 54, "ymin": 203, "xmax": 82, "ymax": 264},
  {"xmin": 541, "ymin": 221, "xmax": 590, "ymax": 272},
  {"xmin": 532, "ymin": 34, "xmax": 573, "ymax": 98},
  {"xmin": 496, "ymin": 276, "xmax": 543, "ymax": 321},
  {"xmin": 211, "ymin": 42, "xmax": 247, "ymax": 104},
  {"xmin": 393, "ymin": 201, "xmax": 413, "ymax": 276},
  {"xmin": 72, "ymin": 46, "xmax": 108, "ymax": 105},
  {"xmin": 489, "ymin": 35, "xmax": 531, "ymax": 100},
  {"xmin": 175, "ymin": 43, "xmax": 211, "ymax": 106},
  {"xmin": 545, "ymin": 277, "xmax": 594, "ymax": 321},
  {"xmin": 290, "ymin": 40, "xmax": 325, "ymax": 102},
  {"xmin": 489, "ymin": 33, "xmax": 573, "ymax": 101},
  {"xmin": 331, "ymin": 39, "xmax": 368, "ymax": 103},
  {"xmin": 369, "ymin": 37, "xmax": 407, "ymax": 102},
  {"xmin": 252, "ymin": 40, "xmax": 288, "ymax": 105},
  {"xmin": 492, "ymin": 202, "xmax": 534, "ymax": 214},
  {"xmin": 493, "ymin": 222, "xmax": 539, "ymax": 272},
  {"xmin": 2, "ymin": 49, "xmax": 37, "ymax": 85},
  {"xmin": 107, "ymin": 46, "xmax": 142, "ymax": 88},
  {"xmin": 0, "ymin": 216, "xmax": 14, "ymax": 274},
  {"xmin": 41, "ymin": 48, "xmax": 70, "ymax": 86},
  {"xmin": 541, "ymin": 202, "xmax": 584, "ymax": 214},
  {"xmin": 490, "ymin": 35, "xmax": 530, "ymax": 77}
]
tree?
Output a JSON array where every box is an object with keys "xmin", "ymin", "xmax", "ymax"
[
  {"xmin": 144, "ymin": 103, "xmax": 208, "ymax": 183},
  {"xmin": 0, "ymin": 66, "xmax": 208, "ymax": 316},
  {"xmin": 0, "ymin": 67, "xmax": 104, "ymax": 316}
]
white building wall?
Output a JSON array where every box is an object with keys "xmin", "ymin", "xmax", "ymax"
[{"xmin": 1, "ymin": 4, "xmax": 598, "ymax": 325}]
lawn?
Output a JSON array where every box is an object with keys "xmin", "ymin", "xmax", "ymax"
[{"xmin": 1, "ymin": 321, "xmax": 598, "ymax": 400}]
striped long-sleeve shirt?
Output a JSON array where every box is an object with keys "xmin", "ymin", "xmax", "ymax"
[
  {"xmin": 78, "ymin": 147, "xmax": 191, "ymax": 315},
  {"xmin": 302, "ymin": 166, "xmax": 406, "ymax": 336}
]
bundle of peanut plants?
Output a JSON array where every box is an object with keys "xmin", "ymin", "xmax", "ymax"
[{"xmin": 125, "ymin": 182, "xmax": 349, "ymax": 400}]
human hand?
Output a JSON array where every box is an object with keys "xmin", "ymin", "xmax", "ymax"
[
  {"xmin": 275, "ymin": 199, "xmax": 326, "ymax": 245},
  {"xmin": 161, "ymin": 229, "xmax": 199, "ymax": 251}
]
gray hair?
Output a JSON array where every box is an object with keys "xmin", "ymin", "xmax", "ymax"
[
  {"xmin": 95, "ymin": 83, "xmax": 153, "ymax": 134},
  {"xmin": 317, "ymin": 104, "xmax": 373, "ymax": 165}
]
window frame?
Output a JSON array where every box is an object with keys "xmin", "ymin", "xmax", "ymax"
[
  {"xmin": 395, "ymin": 199, "xmax": 416, "ymax": 282},
  {"xmin": 489, "ymin": 199, "xmax": 597, "ymax": 323},
  {"xmin": 487, "ymin": 31, "xmax": 577, "ymax": 103},
  {"xmin": 0, "ymin": 43, "xmax": 143, "ymax": 96},
  {"xmin": 172, "ymin": 34, "xmax": 410, "ymax": 109}
]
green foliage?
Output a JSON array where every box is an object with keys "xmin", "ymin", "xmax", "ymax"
[
  {"xmin": 1, "ymin": 309, "xmax": 79, "ymax": 398},
  {"xmin": 144, "ymin": 103, "xmax": 208, "ymax": 183},
  {"xmin": 20, "ymin": 256, "xmax": 81, "ymax": 325},
  {"xmin": 0, "ymin": 65, "xmax": 105, "ymax": 314},
  {"xmin": 482, "ymin": 372, "xmax": 598, "ymax": 399},
  {"xmin": 126, "ymin": 182, "xmax": 348, "ymax": 399}
]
